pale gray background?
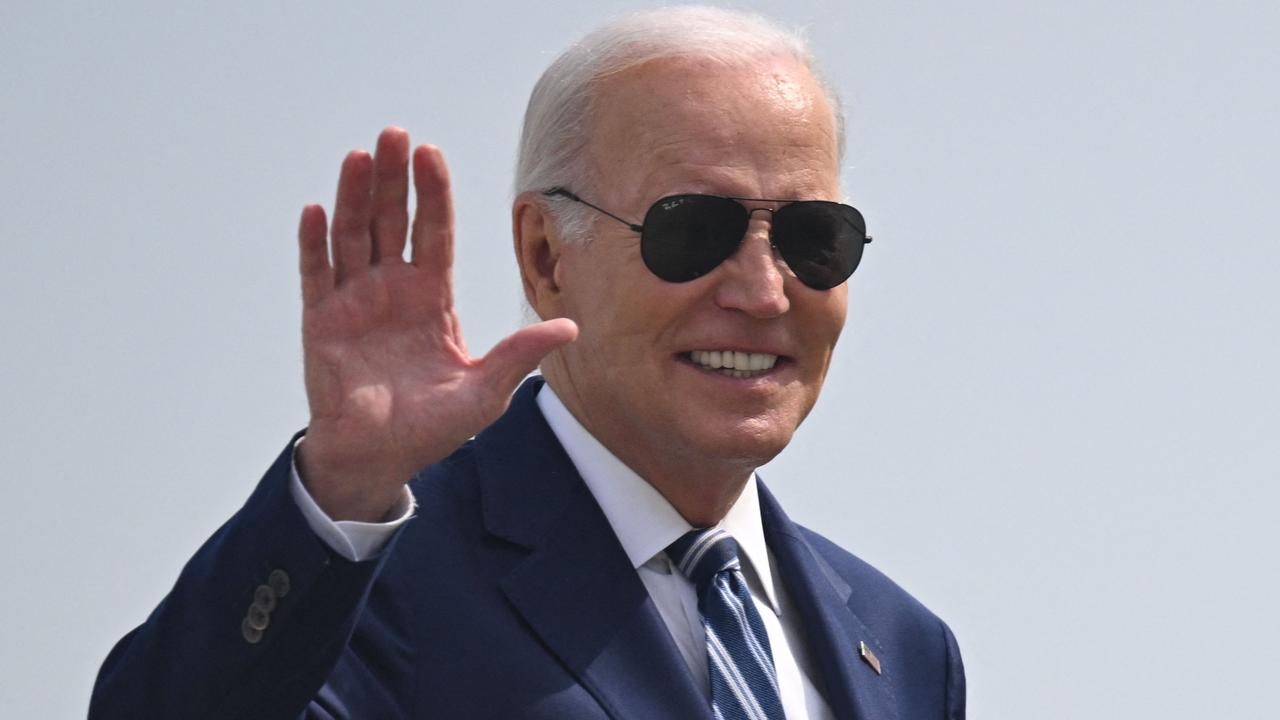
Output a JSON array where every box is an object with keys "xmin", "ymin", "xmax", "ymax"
[{"xmin": 2, "ymin": 0, "xmax": 1276, "ymax": 717}]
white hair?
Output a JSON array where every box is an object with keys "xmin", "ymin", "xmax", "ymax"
[{"xmin": 514, "ymin": 5, "xmax": 846, "ymax": 242}]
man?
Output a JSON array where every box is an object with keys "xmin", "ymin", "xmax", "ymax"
[{"xmin": 92, "ymin": 7, "xmax": 965, "ymax": 719}]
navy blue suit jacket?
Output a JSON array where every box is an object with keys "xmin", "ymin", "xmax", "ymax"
[{"xmin": 92, "ymin": 378, "xmax": 965, "ymax": 719}]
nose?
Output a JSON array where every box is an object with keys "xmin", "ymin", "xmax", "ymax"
[{"xmin": 712, "ymin": 213, "xmax": 790, "ymax": 318}]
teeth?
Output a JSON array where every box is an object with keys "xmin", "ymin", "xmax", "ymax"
[{"xmin": 688, "ymin": 350, "xmax": 779, "ymax": 376}]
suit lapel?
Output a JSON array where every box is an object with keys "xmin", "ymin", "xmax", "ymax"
[
  {"xmin": 476, "ymin": 379, "xmax": 711, "ymax": 720},
  {"xmin": 759, "ymin": 483, "xmax": 900, "ymax": 720}
]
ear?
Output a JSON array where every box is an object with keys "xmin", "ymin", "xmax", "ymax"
[{"xmin": 512, "ymin": 193, "xmax": 565, "ymax": 318}]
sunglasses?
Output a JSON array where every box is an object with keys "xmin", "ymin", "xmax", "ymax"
[{"xmin": 543, "ymin": 188, "xmax": 871, "ymax": 290}]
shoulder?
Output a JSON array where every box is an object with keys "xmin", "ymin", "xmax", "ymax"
[
  {"xmin": 795, "ymin": 525, "xmax": 937, "ymax": 618},
  {"xmin": 410, "ymin": 438, "xmax": 481, "ymax": 494},
  {"xmin": 794, "ymin": 524, "xmax": 966, "ymax": 716},
  {"xmin": 405, "ymin": 438, "xmax": 485, "ymax": 532},
  {"xmin": 792, "ymin": 522, "xmax": 961, "ymax": 660}
]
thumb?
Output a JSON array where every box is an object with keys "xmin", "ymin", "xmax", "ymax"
[{"xmin": 477, "ymin": 318, "xmax": 578, "ymax": 393}]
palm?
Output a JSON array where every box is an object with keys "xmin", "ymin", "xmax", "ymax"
[
  {"xmin": 305, "ymin": 262, "xmax": 476, "ymax": 460},
  {"xmin": 295, "ymin": 129, "xmax": 576, "ymax": 520}
]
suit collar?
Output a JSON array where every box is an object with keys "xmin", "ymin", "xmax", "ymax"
[
  {"xmin": 475, "ymin": 377, "xmax": 712, "ymax": 720},
  {"xmin": 758, "ymin": 482, "xmax": 900, "ymax": 720}
]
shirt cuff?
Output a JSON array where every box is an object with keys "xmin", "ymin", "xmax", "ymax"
[{"xmin": 288, "ymin": 438, "xmax": 416, "ymax": 562}]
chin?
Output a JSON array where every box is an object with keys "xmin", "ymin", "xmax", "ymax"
[{"xmin": 675, "ymin": 413, "xmax": 799, "ymax": 470}]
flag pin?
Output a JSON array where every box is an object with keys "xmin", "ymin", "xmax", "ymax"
[{"xmin": 859, "ymin": 641, "xmax": 882, "ymax": 675}]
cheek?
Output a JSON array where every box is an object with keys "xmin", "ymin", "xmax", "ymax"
[
  {"xmin": 568, "ymin": 274, "xmax": 688, "ymax": 347},
  {"xmin": 797, "ymin": 288, "xmax": 848, "ymax": 348},
  {"xmin": 561, "ymin": 282, "xmax": 665, "ymax": 373},
  {"xmin": 825, "ymin": 301, "xmax": 849, "ymax": 348}
]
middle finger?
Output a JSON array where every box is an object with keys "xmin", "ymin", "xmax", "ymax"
[
  {"xmin": 370, "ymin": 127, "xmax": 411, "ymax": 263},
  {"xmin": 331, "ymin": 149, "xmax": 374, "ymax": 285}
]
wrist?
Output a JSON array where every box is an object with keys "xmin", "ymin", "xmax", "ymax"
[{"xmin": 295, "ymin": 435, "xmax": 413, "ymax": 522}]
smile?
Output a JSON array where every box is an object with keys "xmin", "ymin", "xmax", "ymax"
[{"xmin": 683, "ymin": 350, "xmax": 780, "ymax": 379}]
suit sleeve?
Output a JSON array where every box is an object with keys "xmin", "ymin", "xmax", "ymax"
[{"xmin": 89, "ymin": 434, "xmax": 407, "ymax": 720}]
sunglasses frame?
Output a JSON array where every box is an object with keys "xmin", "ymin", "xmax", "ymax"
[{"xmin": 542, "ymin": 187, "xmax": 871, "ymax": 290}]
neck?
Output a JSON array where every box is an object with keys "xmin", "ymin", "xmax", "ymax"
[
  {"xmin": 646, "ymin": 469, "xmax": 753, "ymax": 527},
  {"xmin": 541, "ymin": 372, "xmax": 758, "ymax": 527}
]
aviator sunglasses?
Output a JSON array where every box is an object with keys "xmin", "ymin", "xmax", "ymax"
[{"xmin": 544, "ymin": 188, "xmax": 872, "ymax": 290}]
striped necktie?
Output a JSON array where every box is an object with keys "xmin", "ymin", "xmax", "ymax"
[{"xmin": 666, "ymin": 528, "xmax": 785, "ymax": 720}]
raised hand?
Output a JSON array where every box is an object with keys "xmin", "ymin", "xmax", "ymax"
[{"xmin": 295, "ymin": 128, "xmax": 578, "ymax": 521}]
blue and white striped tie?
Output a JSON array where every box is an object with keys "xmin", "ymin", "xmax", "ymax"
[{"xmin": 666, "ymin": 528, "xmax": 785, "ymax": 720}]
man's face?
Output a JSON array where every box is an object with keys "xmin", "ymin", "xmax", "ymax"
[{"xmin": 540, "ymin": 55, "xmax": 848, "ymax": 484}]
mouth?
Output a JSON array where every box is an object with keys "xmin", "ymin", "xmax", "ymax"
[{"xmin": 679, "ymin": 350, "xmax": 784, "ymax": 379}]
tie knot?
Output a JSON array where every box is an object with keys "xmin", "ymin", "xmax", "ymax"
[{"xmin": 665, "ymin": 528, "xmax": 741, "ymax": 588}]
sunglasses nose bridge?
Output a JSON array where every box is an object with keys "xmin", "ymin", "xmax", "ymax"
[
  {"xmin": 726, "ymin": 208, "xmax": 791, "ymax": 279},
  {"xmin": 742, "ymin": 206, "xmax": 778, "ymax": 246}
]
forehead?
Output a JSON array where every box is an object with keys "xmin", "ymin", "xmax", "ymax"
[{"xmin": 586, "ymin": 56, "xmax": 840, "ymax": 203}]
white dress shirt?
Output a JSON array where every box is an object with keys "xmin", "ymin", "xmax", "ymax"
[{"xmin": 290, "ymin": 384, "xmax": 834, "ymax": 719}]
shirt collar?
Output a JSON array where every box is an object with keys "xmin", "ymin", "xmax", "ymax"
[{"xmin": 536, "ymin": 383, "xmax": 781, "ymax": 614}]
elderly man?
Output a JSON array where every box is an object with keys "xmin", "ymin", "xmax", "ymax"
[{"xmin": 92, "ymin": 7, "xmax": 964, "ymax": 720}]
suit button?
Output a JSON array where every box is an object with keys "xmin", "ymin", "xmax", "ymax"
[
  {"xmin": 246, "ymin": 603, "xmax": 270, "ymax": 631},
  {"xmin": 241, "ymin": 616, "xmax": 264, "ymax": 644},
  {"xmin": 268, "ymin": 569, "xmax": 291, "ymax": 598},
  {"xmin": 253, "ymin": 584, "xmax": 277, "ymax": 613}
]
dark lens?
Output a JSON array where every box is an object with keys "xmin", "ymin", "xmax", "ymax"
[
  {"xmin": 640, "ymin": 195, "xmax": 747, "ymax": 282},
  {"xmin": 772, "ymin": 201, "xmax": 866, "ymax": 290}
]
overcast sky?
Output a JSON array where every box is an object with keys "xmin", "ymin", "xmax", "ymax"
[{"xmin": 2, "ymin": 1, "xmax": 1277, "ymax": 717}]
